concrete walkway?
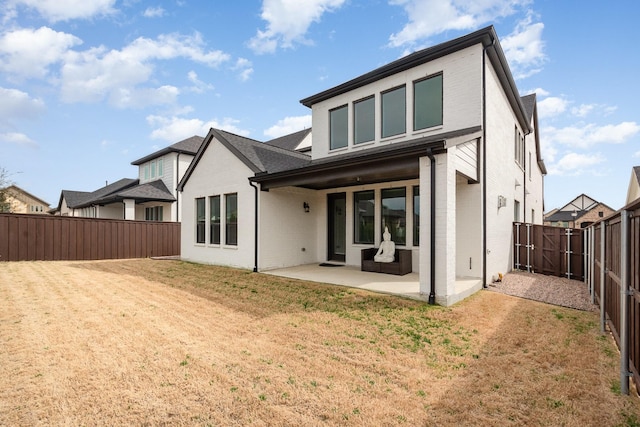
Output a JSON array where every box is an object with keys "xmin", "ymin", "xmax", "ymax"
[{"xmin": 262, "ymin": 263, "xmax": 427, "ymax": 301}]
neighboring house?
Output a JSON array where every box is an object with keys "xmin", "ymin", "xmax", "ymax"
[
  {"xmin": 54, "ymin": 136, "xmax": 204, "ymax": 221},
  {"xmin": 0, "ymin": 185, "xmax": 50, "ymax": 214},
  {"xmin": 178, "ymin": 26, "xmax": 546, "ymax": 306},
  {"xmin": 544, "ymin": 194, "xmax": 615, "ymax": 228},
  {"xmin": 626, "ymin": 166, "xmax": 640, "ymax": 205}
]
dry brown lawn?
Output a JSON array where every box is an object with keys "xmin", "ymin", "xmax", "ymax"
[{"xmin": 1, "ymin": 259, "xmax": 639, "ymax": 426}]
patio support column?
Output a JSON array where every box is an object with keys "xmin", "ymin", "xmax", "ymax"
[{"xmin": 124, "ymin": 199, "xmax": 135, "ymax": 220}]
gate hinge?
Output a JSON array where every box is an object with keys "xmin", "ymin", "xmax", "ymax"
[{"xmin": 625, "ymin": 289, "xmax": 635, "ymax": 297}]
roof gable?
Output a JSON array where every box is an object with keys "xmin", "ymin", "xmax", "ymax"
[
  {"xmin": 265, "ymin": 128, "xmax": 312, "ymax": 151},
  {"xmin": 131, "ymin": 135, "xmax": 204, "ymax": 165}
]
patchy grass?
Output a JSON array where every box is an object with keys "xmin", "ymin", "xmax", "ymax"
[{"xmin": 0, "ymin": 258, "xmax": 638, "ymax": 426}]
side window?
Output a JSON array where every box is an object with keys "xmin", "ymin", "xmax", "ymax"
[
  {"xmin": 329, "ymin": 105, "xmax": 348, "ymax": 150},
  {"xmin": 196, "ymin": 198, "xmax": 205, "ymax": 244},
  {"xmin": 225, "ymin": 193, "xmax": 238, "ymax": 246},
  {"xmin": 210, "ymin": 195, "xmax": 220, "ymax": 244},
  {"xmin": 414, "ymin": 74, "xmax": 443, "ymax": 131},
  {"xmin": 381, "ymin": 86, "xmax": 406, "ymax": 138}
]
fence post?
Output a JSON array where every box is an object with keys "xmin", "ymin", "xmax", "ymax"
[
  {"xmin": 600, "ymin": 222, "xmax": 606, "ymax": 334},
  {"xmin": 565, "ymin": 228, "xmax": 572, "ymax": 279},
  {"xmin": 620, "ymin": 210, "xmax": 630, "ymax": 395},
  {"xmin": 526, "ymin": 223, "xmax": 531, "ymax": 273},
  {"xmin": 589, "ymin": 227, "xmax": 595, "ymax": 304},
  {"xmin": 515, "ymin": 222, "xmax": 521, "ymax": 271}
]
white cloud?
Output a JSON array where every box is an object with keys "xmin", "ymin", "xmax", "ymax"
[
  {"xmin": 233, "ymin": 58, "xmax": 253, "ymax": 82},
  {"xmin": 9, "ymin": 0, "xmax": 117, "ymax": 22},
  {"xmin": 501, "ymin": 15, "xmax": 545, "ymax": 79},
  {"xmin": 571, "ymin": 104, "xmax": 595, "ymax": 118},
  {"xmin": 110, "ymin": 85, "xmax": 180, "ymax": 109},
  {"xmin": 147, "ymin": 115, "xmax": 250, "ymax": 142},
  {"xmin": 546, "ymin": 152, "xmax": 604, "ymax": 176},
  {"xmin": 59, "ymin": 33, "xmax": 230, "ymax": 106},
  {"xmin": 0, "ymin": 27, "xmax": 82, "ymax": 80},
  {"xmin": 264, "ymin": 115, "xmax": 312, "ymax": 139},
  {"xmin": 186, "ymin": 71, "xmax": 215, "ymax": 93},
  {"xmin": 248, "ymin": 0, "xmax": 347, "ymax": 54},
  {"xmin": 546, "ymin": 122, "xmax": 640, "ymax": 149},
  {"xmin": 634, "ymin": 151, "xmax": 640, "ymax": 158},
  {"xmin": 143, "ymin": 6, "xmax": 165, "ymax": 18},
  {"xmin": 388, "ymin": 0, "xmax": 529, "ymax": 48},
  {"xmin": 0, "ymin": 87, "xmax": 45, "ymax": 124},
  {"xmin": 537, "ymin": 96, "xmax": 568, "ymax": 119},
  {"xmin": 0, "ymin": 132, "xmax": 37, "ymax": 147}
]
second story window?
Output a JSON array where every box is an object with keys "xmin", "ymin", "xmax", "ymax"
[
  {"xmin": 381, "ymin": 85, "xmax": 406, "ymax": 138},
  {"xmin": 157, "ymin": 158, "xmax": 163, "ymax": 177},
  {"xmin": 414, "ymin": 74, "xmax": 443, "ymax": 131},
  {"xmin": 330, "ymin": 105, "xmax": 348, "ymax": 150},
  {"xmin": 514, "ymin": 126, "xmax": 524, "ymax": 167},
  {"xmin": 151, "ymin": 160, "xmax": 157, "ymax": 178},
  {"xmin": 354, "ymin": 96, "xmax": 375, "ymax": 144}
]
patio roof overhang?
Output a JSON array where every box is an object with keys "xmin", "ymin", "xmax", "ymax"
[{"xmin": 250, "ymin": 127, "xmax": 479, "ymax": 191}]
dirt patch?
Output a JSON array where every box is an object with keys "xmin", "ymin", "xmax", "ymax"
[{"xmin": 1, "ymin": 259, "xmax": 638, "ymax": 426}]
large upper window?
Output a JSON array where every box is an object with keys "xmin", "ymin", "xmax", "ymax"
[
  {"xmin": 330, "ymin": 105, "xmax": 348, "ymax": 150},
  {"xmin": 354, "ymin": 96, "xmax": 375, "ymax": 144},
  {"xmin": 381, "ymin": 86, "xmax": 406, "ymax": 138},
  {"xmin": 381, "ymin": 187, "xmax": 406, "ymax": 245},
  {"xmin": 196, "ymin": 198, "xmax": 205, "ymax": 244},
  {"xmin": 414, "ymin": 74, "xmax": 443, "ymax": 130},
  {"xmin": 225, "ymin": 193, "xmax": 238, "ymax": 246},
  {"xmin": 354, "ymin": 190, "xmax": 375, "ymax": 244},
  {"xmin": 209, "ymin": 195, "xmax": 220, "ymax": 245}
]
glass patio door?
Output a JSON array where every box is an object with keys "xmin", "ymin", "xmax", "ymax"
[{"xmin": 327, "ymin": 193, "xmax": 346, "ymax": 262}]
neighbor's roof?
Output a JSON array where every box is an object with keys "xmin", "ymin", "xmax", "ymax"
[
  {"xmin": 58, "ymin": 178, "xmax": 139, "ymax": 209},
  {"xmin": 178, "ymin": 128, "xmax": 311, "ymax": 191},
  {"xmin": 131, "ymin": 135, "xmax": 204, "ymax": 165},
  {"xmin": 300, "ymin": 25, "xmax": 531, "ymax": 134},
  {"xmin": 94, "ymin": 180, "xmax": 175, "ymax": 205},
  {"xmin": 265, "ymin": 128, "xmax": 312, "ymax": 152}
]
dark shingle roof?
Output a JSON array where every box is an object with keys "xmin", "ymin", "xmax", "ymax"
[
  {"xmin": 96, "ymin": 180, "xmax": 174, "ymax": 204},
  {"xmin": 265, "ymin": 128, "xmax": 311, "ymax": 151},
  {"xmin": 521, "ymin": 93, "xmax": 536, "ymax": 122},
  {"xmin": 131, "ymin": 135, "xmax": 204, "ymax": 165},
  {"xmin": 61, "ymin": 178, "xmax": 139, "ymax": 209}
]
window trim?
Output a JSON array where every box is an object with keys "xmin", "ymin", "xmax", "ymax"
[
  {"xmin": 353, "ymin": 95, "xmax": 375, "ymax": 145},
  {"xmin": 209, "ymin": 195, "xmax": 221, "ymax": 245},
  {"xmin": 225, "ymin": 193, "xmax": 238, "ymax": 246},
  {"xmin": 195, "ymin": 197, "xmax": 206, "ymax": 244}
]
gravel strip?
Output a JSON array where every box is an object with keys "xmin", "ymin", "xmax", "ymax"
[{"xmin": 487, "ymin": 270, "xmax": 598, "ymax": 311}]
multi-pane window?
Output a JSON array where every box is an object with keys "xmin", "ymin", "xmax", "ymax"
[
  {"xmin": 145, "ymin": 206, "xmax": 163, "ymax": 221},
  {"xmin": 209, "ymin": 195, "xmax": 220, "ymax": 244},
  {"xmin": 414, "ymin": 74, "xmax": 443, "ymax": 130},
  {"xmin": 151, "ymin": 161, "xmax": 157, "ymax": 178},
  {"xmin": 144, "ymin": 164, "xmax": 149, "ymax": 180},
  {"xmin": 330, "ymin": 105, "xmax": 348, "ymax": 150},
  {"xmin": 381, "ymin": 187, "xmax": 406, "ymax": 245},
  {"xmin": 381, "ymin": 86, "xmax": 406, "ymax": 138},
  {"xmin": 354, "ymin": 96, "xmax": 375, "ymax": 144},
  {"xmin": 413, "ymin": 186, "xmax": 420, "ymax": 246},
  {"xmin": 225, "ymin": 193, "xmax": 238, "ymax": 246},
  {"xmin": 157, "ymin": 158, "xmax": 164, "ymax": 177},
  {"xmin": 196, "ymin": 198, "xmax": 205, "ymax": 243},
  {"xmin": 354, "ymin": 190, "xmax": 375, "ymax": 244}
]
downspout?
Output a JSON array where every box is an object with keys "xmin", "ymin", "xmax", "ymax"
[
  {"xmin": 426, "ymin": 148, "xmax": 436, "ymax": 305},
  {"xmin": 175, "ymin": 153, "xmax": 180, "ymax": 222},
  {"xmin": 249, "ymin": 179, "xmax": 259, "ymax": 273},
  {"xmin": 481, "ymin": 38, "xmax": 495, "ymax": 288}
]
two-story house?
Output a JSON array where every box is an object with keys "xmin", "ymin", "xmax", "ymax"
[
  {"xmin": 178, "ymin": 26, "xmax": 546, "ymax": 305},
  {"xmin": 1, "ymin": 185, "xmax": 50, "ymax": 214},
  {"xmin": 55, "ymin": 136, "xmax": 203, "ymax": 221}
]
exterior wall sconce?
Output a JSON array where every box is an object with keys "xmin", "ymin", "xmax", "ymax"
[{"xmin": 303, "ymin": 202, "xmax": 310, "ymax": 213}]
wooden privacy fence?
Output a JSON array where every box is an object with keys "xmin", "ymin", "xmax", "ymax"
[
  {"xmin": 513, "ymin": 223, "xmax": 584, "ymax": 281},
  {"xmin": 584, "ymin": 198, "xmax": 640, "ymax": 395},
  {"xmin": 0, "ymin": 213, "xmax": 180, "ymax": 262}
]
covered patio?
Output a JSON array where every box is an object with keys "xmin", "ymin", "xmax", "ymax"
[{"xmin": 262, "ymin": 263, "xmax": 482, "ymax": 304}]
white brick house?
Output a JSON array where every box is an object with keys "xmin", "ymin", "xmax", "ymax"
[{"xmin": 178, "ymin": 26, "xmax": 546, "ymax": 306}]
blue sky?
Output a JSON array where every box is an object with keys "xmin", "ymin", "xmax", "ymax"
[{"xmin": 1, "ymin": 0, "xmax": 638, "ymax": 212}]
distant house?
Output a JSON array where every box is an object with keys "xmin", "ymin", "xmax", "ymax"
[
  {"xmin": 1, "ymin": 185, "xmax": 50, "ymax": 214},
  {"xmin": 177, "ymin": 26, "xmax": 546, "ymax": 306},
  {"xmin": 54, "ymin": 136, "xmax": 204, "ymax": 221},
  {"xmin": 626, "ymin": 166, "xmax": 640, "ymax": 205},
  {"xmin": 544, "ymin": 194, "xmax": 615, "ymax": 228}
]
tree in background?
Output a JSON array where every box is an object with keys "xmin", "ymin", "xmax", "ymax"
[{"xmin": 0, "ymin": 166, "xmax": 14, "ymax": 212}]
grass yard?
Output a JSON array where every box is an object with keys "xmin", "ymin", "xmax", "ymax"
[{"xmin": 1, "ymin": 259, "xmax": 639, "ymax": 426}]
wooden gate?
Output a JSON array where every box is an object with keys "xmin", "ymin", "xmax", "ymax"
[{"xmin": 513, "ymin": 223, "xmax": 584, "ymax": 280}]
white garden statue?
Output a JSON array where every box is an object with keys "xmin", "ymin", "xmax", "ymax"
[{"xmin": 374, "ymin": 226, "xmax": 396, "ymax": 263}]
